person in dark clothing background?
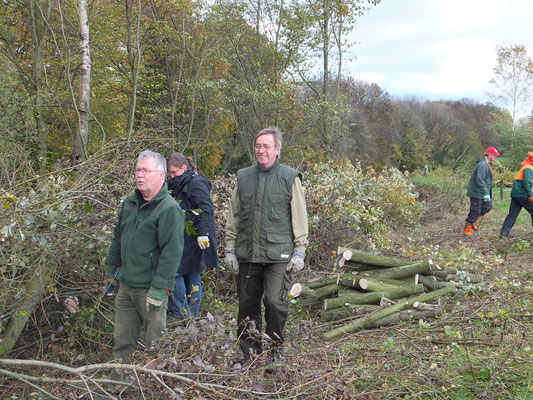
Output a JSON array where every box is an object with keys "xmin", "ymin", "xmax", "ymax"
[
  {"xmin": 499, "ymin": 151, "xmax": 533, "ymax": 238},
  {"xmin": 167, "ymin": 153, "xmax": 218, "ymax": 320},
  {"xmin": 463, "ymin": 146, "xmax": 500, "ymax": 236}
]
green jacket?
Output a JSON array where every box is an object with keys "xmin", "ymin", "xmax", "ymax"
[
  {"xmin": 510, "ymin": 165, "xmax": 533, "ymax": 198},
  {"xmin": 466, "ymin": 157, "xmax": 493, "ymax": 199},
  {"xmin": 104, "ymin": 183, "xmax": 184, "ymax": 290},
  {"xmin": 225, "ymin": 159, "xmax": 308, "ymax": 263}
]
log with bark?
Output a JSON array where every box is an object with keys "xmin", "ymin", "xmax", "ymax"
[
  {"xmin": 338, "ymin": 246, "xmax": 412, "ymax": 267},
  {"xmin": 323, "ymin": 284, "xmax": 425, "ymax": 311},
  {"xmin": 323, "ymin": 286, "xmax": 456, "ymax": 339},
  {"xmin": 308, "ymin": 276, "xmax": 339, "ymax": 289}
]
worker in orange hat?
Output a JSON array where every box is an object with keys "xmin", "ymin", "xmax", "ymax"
[
  {"xmin": 499, "ymin": 152, "xmax": 533, "ymax": 238},
  {"xmin": 464, "ymin": 147, "xmax": 500, "ymax": 236}
]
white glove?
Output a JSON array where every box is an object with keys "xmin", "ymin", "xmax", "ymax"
[
  {"xmin": 197, "ymin": 236, "xmax": 210, "ymax": 249},
  {"xmin": 286, "ymin": 249, "xmax": 305, "ymax": 273},
  {"xmin": 483, "ymin": 194, "xmax": 491, "ymax": 201},
  {"xmin": 224, "ymin": 248, "xmax": 239, "ymax": 272}
]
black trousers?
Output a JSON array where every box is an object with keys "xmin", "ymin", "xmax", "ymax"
[
  {"xmin": 236, "ymin": 262, "xmax": 291, "ymax": 356},
  {"xmin": 466, "ymin": 198, "xmax": 492, "ymax": 224},
  {"xmin": 500, "ymin": 197, "xmax": 533, "ymax": 238}
]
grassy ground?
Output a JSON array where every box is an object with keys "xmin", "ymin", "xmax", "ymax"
[{"xmin": 1, "ymin": 175, "xmax": 531, "ymax": 399}]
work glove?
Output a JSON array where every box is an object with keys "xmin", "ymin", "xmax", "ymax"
[
  {"xmin": 145, "ymin": 287, "xmax": 166, "ymax": 312},
  {"xmin": 483, "ymin": 194, "xmax": 491, "ymax": 201},
  {"xmin": 224, "ymin": 248, "xmax": 239, "ymax": 272},
  {"xmin": 197, "ymin": 235, "xmax": 210, "ymax": 249},
  {"xmin": 286, "ymin": 249, "xmax": 305, "ymax": 273}
]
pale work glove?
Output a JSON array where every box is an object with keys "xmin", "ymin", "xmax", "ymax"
[
  {"xmin": 483, "ymin": 194, "xmax": 491, "ymax": 201},
  {"xmin": 145, "ymin": 287, "xmax": 166, "ymax": 312},
  {"xmin": 197, "ymin": 236, "xmax": 210, "ymax": 249},
  {"xmin": 286, "ymin": 249, "xmax": 305, "ymax": 273},
  {"xmin": 224, "ymin": 248, "xmax": 239, "ymax": 272}
]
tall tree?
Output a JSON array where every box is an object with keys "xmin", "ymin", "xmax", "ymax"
[
  {"xmin": 0, "ymin": 0, "xmax": 51, "ymax": 169},
  {"xmin": 487, "ymin": 44, "xmax": 533, "ymax": 126},
  {"xmin": 76, "ymin": 0, "xmax": 90, "ymax": 159}
]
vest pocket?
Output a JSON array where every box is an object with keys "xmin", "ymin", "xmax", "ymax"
[
  {"xmin": 268, "ymin": 194, "xmax": 285, "ymax": 220},
  {"xmin": 266, "ymin": 231, "xmax": 293, "ymax": 260}
]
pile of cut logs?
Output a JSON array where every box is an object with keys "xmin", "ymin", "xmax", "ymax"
[{"xmin": 291, "ymin": 247, "xmax": 487, "ymax": 340}]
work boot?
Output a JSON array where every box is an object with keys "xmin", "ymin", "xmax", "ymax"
[
  {"xmin": 472, "ymin": 216, "xmax": 481, "ymax": 230},
  {"xmin": 463, "ymin": 224, "xmax": 473, "ymax": 236}
]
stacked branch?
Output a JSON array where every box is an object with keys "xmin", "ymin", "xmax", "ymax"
[{"xmin": 293, "ymin": 247, "xmax": 488, "ymax": 339}]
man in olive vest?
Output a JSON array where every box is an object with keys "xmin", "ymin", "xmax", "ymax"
[
  {"xmin": 224, "ymin": 127, "xmax": 308, "ymax": 367},
  {"xmin": 499, "ymin": 152, "xmax": 533, "ymax": 238}
]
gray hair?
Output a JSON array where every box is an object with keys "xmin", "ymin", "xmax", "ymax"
[
  {"xmin": 138, "ymin": 150, "xmax": 167, "ymax": 174},
  {"xmin": 256, "ymin": 127, "xmax": 283, "ymax": 150}
]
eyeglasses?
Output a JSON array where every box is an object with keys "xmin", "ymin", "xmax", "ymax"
[
  {"xmin": 255, "ymin": 144, "xmax": 275, "ymax": 151},
  {"xmin": 135, "ymin": 168, "xmax": 160, "ymax": 175}
]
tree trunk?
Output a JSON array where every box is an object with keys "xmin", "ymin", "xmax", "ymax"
[
  {"xmin": 308, "ymin": 276, "xmax": 339, "ymax": 289},
  {"xmin": 336, "ymin": 273, "xmax": 363, "ymax": 288},
  {"xmin": 319, "ymin": 304, "xmax": 380, "ymax": 322},
  {"xmin": 76, "ymin": 0, "xmax": 90, "ymax": 159},
  {"xmin": 28, "ymin": 0, "xmax": 50, "ymax": 171},
  {"xmin": 300, "ymin": 283, "xmax": 345, "ymax": 304},
  {"xmin": 358, "ymin": 277, "xmax": 401, "ymax": 292},
  {"xmin": 125, "ymin": 0, "xmax": 142, "ymax": 142},
  {"xmin": 324, "ymin": 286, "xmax": 456, "ymax": 339},
  {"xmin": 1, "ymin": 265, "xmax": 54, "ymax": 355},
  {"xmin": 324, "ymin": 284, "xmax": 425, "ymax": 311},
  {"xmin": 365, "ymin": 309, "xmax": 441, "ymax": 329},
  {"xmin": 370, "ymin": 261, "xmax": 432, "ymax": 280},
  {"xmin": 339, "ymin": 247, "xmax": 412, "ymax": 267}
]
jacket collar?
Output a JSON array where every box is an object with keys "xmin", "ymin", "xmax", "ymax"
[
  {"xmin": 257, "ymin": 158, "xmax": 280, "ymax": 174},
  {"xmin": 134, "ymin": 182, "xmax": 169, "ymax": 205}
]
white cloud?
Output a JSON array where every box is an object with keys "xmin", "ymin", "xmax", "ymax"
[{"xmin": 347, "ymin": 0, "xmax": 533, "ymax": 109}]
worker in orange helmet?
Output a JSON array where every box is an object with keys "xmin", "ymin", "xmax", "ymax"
[{"xmin": 499, "ymin": 152, "xmax": 533, "ymax": 238}]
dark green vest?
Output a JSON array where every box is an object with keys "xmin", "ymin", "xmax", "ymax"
[{"xmin": 235, "ymin": 159, "xmax": 301, "ymax": 263}]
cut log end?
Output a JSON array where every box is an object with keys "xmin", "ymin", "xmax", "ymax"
[
  {"xmin": 289, "ymin": 283, "xmax": 302, "ymax": 298},
  {"xmin": 343, "ymin": 250, "xmax": 353, "ymax": 260}
]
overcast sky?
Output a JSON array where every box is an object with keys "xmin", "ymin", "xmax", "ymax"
[{"xmin": 348, "ymin": 0, "xmax": 533, "ymax": 116}]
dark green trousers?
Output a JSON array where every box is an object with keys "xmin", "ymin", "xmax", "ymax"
[
  {"xmin": 236, "ymin": 262, "xmax": 291, "ymax": 356},
  {"xmin": 113, "ymin": 283, "xmax": 168, "ymax": 362}
]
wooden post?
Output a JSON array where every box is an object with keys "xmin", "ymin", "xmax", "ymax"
[{"xmin": 499, "ymin": 179, "xmax": 504, "ymax": 201}]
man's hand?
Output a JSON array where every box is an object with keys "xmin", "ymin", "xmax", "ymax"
[
  {"xmin": 286, "ymin": 249, "xmax": 305, "ymax": 273},
  {"xmin": 197, "ymin": 236, "xmax": 210, "ymax": 249},
  {"xmin": 528, "ymin": 196, "xmax": 533, "ymax": 203},
  {"xmin": 145, "ymin": 287, "xmax": 166, "ymax": 312},
  {"xmin": 483, "ymin": 194, "xmax": 491, "ymax": 201},
  {"xmin": 224, "ymin": 248, "xmax": 239, "ymax": 272},
  {"xmin": 104, "ymin": 272, "xmax": 118, "ymax": 287}
]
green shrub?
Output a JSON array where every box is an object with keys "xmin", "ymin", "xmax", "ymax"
[{"xmin": 303, "ymin": 160, "xmax": 424, "ymax": 267}]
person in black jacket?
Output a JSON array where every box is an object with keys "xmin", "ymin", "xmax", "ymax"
[{"xmin": 166, "ymin": 153, "xmax": 218, "ymax": 320}]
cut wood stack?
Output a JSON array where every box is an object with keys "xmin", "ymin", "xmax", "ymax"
[{"xmin": 293, "ymin": 246, "xmax": 488, "ymax": 340}]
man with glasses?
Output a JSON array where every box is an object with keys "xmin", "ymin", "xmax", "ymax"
[
  {"xmin": 104, "ymin": 150, "xmax": 184, "ymax": 387},
  {"xmin": 225, "ymin": 127, "xmax": 308, "ymax": 369}
]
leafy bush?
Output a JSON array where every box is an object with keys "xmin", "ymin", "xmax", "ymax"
[{"xmin": 303, "ymin": 160, "xmax": 423, "ymax": 267}]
